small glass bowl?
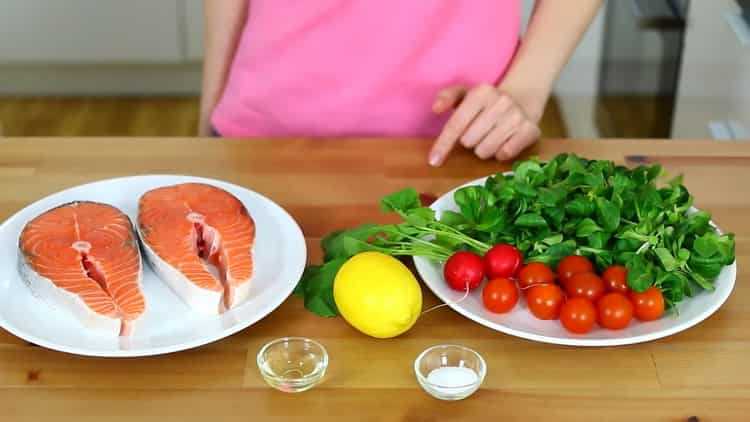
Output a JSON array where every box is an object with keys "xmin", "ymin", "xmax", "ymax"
[
  {"xmin": 256, "ymin": 337, "xmax": 328, "ymax": 393},
  {"xmin": 414, "ymin": 344, "xmax": 486, "ymax": 401}
]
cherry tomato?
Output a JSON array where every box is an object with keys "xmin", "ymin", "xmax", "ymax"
[
  {"xmin": 482, "ymin": 278, "xmax": 519, "ymax": 313},
  {"xmin": 597, "ymin": 293, "xmax": 634, "ymax": 330},
  {"xmin": 602, "ymin": 265, "xmax": 630, "ymax": 294},
  {"xmin": 518, "ymin": 262, "xmax": 555, "ymax": 290},
  {"xmin": 565, "ymin": 272, "xmax": 606, "ymax": 302},
  {"xmin": 630, "ymin": 287, "xmax": 665, "ymax": 321},
  {"xmin": 443, "ymin": 251, "xmax": 485, "ymax": 291},
  {"xmin": 483, "ymin": 244, "xmax": 523, "ymax": 279},
  {"xmin": 556, "ymin": 255, "xmax": 594, "ymax": 286},
  {"xmin": 559, "ymin": 298, "xmax": 597, "ymax": 334},
  {"xmin": 525, "ymin": 284, "xmax": 565, "ymax": 320}
]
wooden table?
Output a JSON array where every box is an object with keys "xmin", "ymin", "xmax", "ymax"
[{"xmin": 1, "ymin": 138, "xmax": 748, "ymax": 421}]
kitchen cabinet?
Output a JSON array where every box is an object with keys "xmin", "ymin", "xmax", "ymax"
[
  {"xmin": 183, "ymin": 0, "xmax": 204, "ymax": 61},
  {"xmin": 0, "ymin": 0, "xmax": 184, "ymax": 64},
  {"xmin": 671, "ymin": 0, "xmax": 750, "ymax": 139}
]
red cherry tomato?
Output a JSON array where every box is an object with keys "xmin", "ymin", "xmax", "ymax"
[
  {"xmin": 525, "ymin": 284, "xmax": 565, "ymax": 320},
  {"xmin": 483, "ymin": 244, "xmax": 523, "ymax": 279},
  {"xmin": 556, "ymin": 255, "xmax": 594, "ymax": 286},
  {"xmin": 482, "ymin": 278, "xmax": 519, "ymax": 313},
  {"xmin": 518, "ymin": 262, "xmax": 555, "ymax": 290},
  {"xmin": 597, "ymin": 293, "xmax": 634, "ymax": 330},
  {"xmin": 559, "ymin": 298, "xmax": 598, "ymax": 334},
  {"xmin": 602, "ymin": 265, "xmax": 630, "ymax": 294},
  {"xmin": 443, "ymin": 251, "xmax": 485, "ymax": 291},
  {"xmin": 565, "ymin": 272, "xmax": 606, "ymax": 302},
  {"xmin": 630, "ymin": 287, "xmax": 665, "ymax": 321}
]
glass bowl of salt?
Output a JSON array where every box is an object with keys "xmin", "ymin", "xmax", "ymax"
[{"xmin": 414, "ymin": 344, "xmax": 486, "ymax": 400}]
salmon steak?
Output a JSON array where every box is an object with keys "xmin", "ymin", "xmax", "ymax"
[
  {"xmin": 138, "ymin": 183, "xmax": 255, "ymax": 315},
  {"xmin": 18, "ymin": 202, "xmax": 145, "ymax": 337}
]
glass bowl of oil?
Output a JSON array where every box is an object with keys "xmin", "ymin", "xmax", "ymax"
[{"xmin": 257, "ymin": 337, "xmax": 328, "ymax": 393}]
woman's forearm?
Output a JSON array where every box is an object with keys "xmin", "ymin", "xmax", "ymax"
[
  {"xmin": 498, "ymin": 0, "xmax": 603, "ymax": 122},
  {"xmin": 199, "ymin": 0, "xmax": 249, "ymax": 136}
]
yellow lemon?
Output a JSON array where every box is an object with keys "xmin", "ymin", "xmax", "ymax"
[{"xmin": 334, "ymin": 252, "xmax": 423, "ymax": 338}]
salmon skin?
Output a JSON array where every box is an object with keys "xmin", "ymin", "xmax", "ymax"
[
  {"xmin": 138, "ymin": 183, "xmax": 255, "ymax": 315},
  {"xmin": 18, "ymin": 201, "xmax": 145, "ymax": 337}
]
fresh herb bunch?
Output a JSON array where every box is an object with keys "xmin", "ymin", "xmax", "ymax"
[
  {"xmin": 295, "ymin": 153, "xmax": 735, "ymax": 316},
  {"xmin": 293, "ymin": 188, "xmax": 491, "ymax": 316},
  {"xmin": 446, "ymin": 154, "xmax": 734, "ymax": 307}
]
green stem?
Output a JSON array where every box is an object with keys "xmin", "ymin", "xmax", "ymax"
[
  {"xmin": 636, "ymin": 242, "xmax": 651, "ymax": 255},
  {"xmin": 427, "ymin": 226, "xmax": 491, "ymax": 252},
  {"xmin": 433, "ymin": 221, "xmax": 492, "ymax": 247},
  {"xmin": 579, "ymin": 246, "xmax": 606, "ymax": 255},
  {"xmin": 394, "ymin": 234, "xmax": 453, "ymax": 256},
  {"xmin": 375, "ymin": 238, "xmax": 452, "ymax": 261},
  {"xmin": 395, "ymin": 251, "xmax": 449, "ymax": 261}
]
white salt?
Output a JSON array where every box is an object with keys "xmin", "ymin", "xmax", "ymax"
[{"xmin": 426, "ymin": 366, "xmax": 478, "ymax": 388}]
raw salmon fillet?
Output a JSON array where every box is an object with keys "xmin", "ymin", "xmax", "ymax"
[
  {"xmin": 138, "ymin": 183, "xmax": 255, "ymax": 315},
  {"xmin": 18, "ymin": 202, "xmax": 145, "ymax": 336}
]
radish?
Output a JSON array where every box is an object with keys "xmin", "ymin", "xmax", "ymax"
[
  {"xmin": 483, "ymin": 244, "xmax": 523, "ymax": 279},
  {"xmin": 443, "ymin": 251, "xmax": 485, "ymax": 291}
]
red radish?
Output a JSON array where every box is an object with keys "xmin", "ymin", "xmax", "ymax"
[
  {"xmin": 444, "ymin": 251, "xmax": 485, "ymax": 291},
  {"xmin": 419, "ymin": 193, "xmax": 438, "ymax": 207},
  {"xmin": 483, "ymin": 244, "xmax": 523, "ymax": 279}
]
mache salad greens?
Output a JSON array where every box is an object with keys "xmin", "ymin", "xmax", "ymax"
[{"xmin": 295, "ymin": 153, "xmax": 735, "ymax": 317}]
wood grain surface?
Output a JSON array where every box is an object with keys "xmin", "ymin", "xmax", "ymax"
[
  {"xmin": 0, "ymin": 97, "xmax": 568, "ymax": 138},
  {"xmin": 0, "ymin": 138, "xmax": 748, "ymax": 422}
]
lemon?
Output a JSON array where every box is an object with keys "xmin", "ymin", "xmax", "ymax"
[{"xmin": 334, "ymin": 252, "xmax": 423, "ymax": 338}]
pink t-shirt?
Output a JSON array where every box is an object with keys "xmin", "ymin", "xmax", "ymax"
[{"xmin": 211, "ymin": 0, "xmax": 521, "ymax": 138}]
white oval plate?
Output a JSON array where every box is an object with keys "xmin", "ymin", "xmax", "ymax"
[
  {"xmin": 414, "ymin": 176, "xmax": 737, "ymax": 347},
  {"xmin": 0, "ymin": 175, "xmax": 306, "ymax": 357}
]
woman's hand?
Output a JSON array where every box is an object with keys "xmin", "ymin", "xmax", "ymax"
[
  {"xmin": 428, "ymin": 84, "xmax": 541, "ymax": 167},
  {"xmin": 426, "ymin": 0, "xmax": 602, "ymax": 166}
]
